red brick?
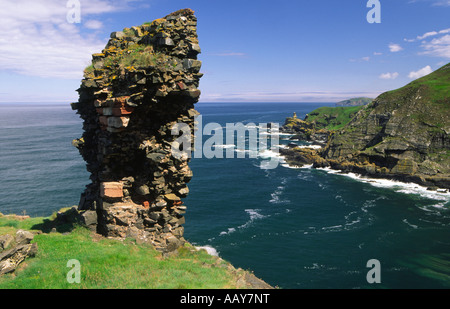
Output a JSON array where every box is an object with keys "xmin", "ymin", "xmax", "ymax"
[
  {"xmin": 112, "ymin": 106, "xmax": 134, "ymax": 116},
  {"xmin": 100, "ymin": 182, "xmax": 123, "ymax": 198}
]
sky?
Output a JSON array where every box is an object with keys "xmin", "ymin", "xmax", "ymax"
[{"xmin": 0, "ymin": 0, "xmax": 449, "ymax": 103}]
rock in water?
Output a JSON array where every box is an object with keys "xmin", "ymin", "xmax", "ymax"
[{"xmin": 72, "ymin": 9, "xmax": 202, "ymax": 253}]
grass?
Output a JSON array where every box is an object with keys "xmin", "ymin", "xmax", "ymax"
[
  {"xmin": 383, "ymin": 62, "xmax": 450, "ymax": 108},
  {"xmin": 305, "ymin": 105, "xmax": 365, "ymax": 130},
  {"xmin": 0, "ymin": 211, "xmax": 254, "ymax": 289}
]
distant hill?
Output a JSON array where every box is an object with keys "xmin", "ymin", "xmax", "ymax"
[{"xmin": 336, "ymin": 97, "xmax": 373, "ymax": 107}]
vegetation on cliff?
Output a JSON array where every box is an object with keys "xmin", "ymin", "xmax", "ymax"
[
  {"xmin": 281, "ymin": 62, "xmax": 450, "ymax": 190},
  {"xmin": 0, "ymin": 209, "xmax": 272, "ymax": 289},
  {"xmin": 72, "ymin": 9, "xmax": 204, "ymax": 254},
  {"xmin": 304, "ymin": 105, "xmax": 365, "ymax": 131},
  {"xmin": 281, "ymin": 105, "xmax": 364, "ymax": 144},
  {"xmin": 335, "ymin": 97, "xmax": 373, "ymax": 107}
]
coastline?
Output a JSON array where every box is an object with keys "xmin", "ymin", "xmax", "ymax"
[{"xmin": 277, "ymin": 144, "xmax": 450, "ymax": 204}]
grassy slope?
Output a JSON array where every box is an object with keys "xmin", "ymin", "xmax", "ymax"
[
  {"xmin": 336, "ymin": 97, "xmax": 373, "ymax": 107},
  {"xmin": 304, "ymin": 105, "xmax": 365, "ymax": 131},
  {"xmin": 378, "ymin": 62, "xmax": 450, "ymax": 129},
  {"xmin": 0, "ymin": 212, "xmax": 257, "ymax": 289}
]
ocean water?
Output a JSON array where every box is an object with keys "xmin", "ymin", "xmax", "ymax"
[{"xmin": 1, "ymin": 102, "xmax": 449, "ymax": 289}]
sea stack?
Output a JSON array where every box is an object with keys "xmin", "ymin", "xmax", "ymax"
[{"xmin": 71, "ymin": 9, "xmax": 202, "ymax": 253}]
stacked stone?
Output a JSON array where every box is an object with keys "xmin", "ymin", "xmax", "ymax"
[{"xmin": 71, "ymin": 9, "xmax": 202, "ymax": 253}]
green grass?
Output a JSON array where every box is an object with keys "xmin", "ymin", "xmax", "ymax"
[
  {"xmin": 0, "ymin": 213, "xmax": 251, "ymax": 289},
  {"xmin": 305, "ymin": 105, "xmax": 365, "ymax": 130},
  {"xmin": 384, "ymin": 62, "xmax": 450, "ymax": 107}
]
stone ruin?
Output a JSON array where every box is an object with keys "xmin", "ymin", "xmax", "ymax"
[{"xmin": 71, "ymin": 9, "xmax": 202, "ymax": 253}]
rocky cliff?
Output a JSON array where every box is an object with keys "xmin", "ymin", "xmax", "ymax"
[
  {"xmin": 281, "ymin": 63, "xmax": 450, "ymax": 190},
  {"xmin": 71, "ymin": 9, "xmax": 202, "ymax": 253},
  {"xmin": 336, "ymin": 97, "xmax": 373, "ymax": 107}
]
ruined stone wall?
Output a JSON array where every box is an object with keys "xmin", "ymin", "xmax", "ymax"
[{"xmin": 71, "ymin": 9, "xmax": 202, "ymax": 253}]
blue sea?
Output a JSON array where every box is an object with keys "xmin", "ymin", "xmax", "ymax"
[{"xmin": 1, "ymin": 102, "xmax": 449, "ymax": 289}]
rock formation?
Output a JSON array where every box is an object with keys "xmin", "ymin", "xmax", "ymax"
[
  {"xmin": 71, "ymin": 9, "xmax": 202, "ymax": 253},
  {"xmin": 0, "ymin": 230, "xmax": 38, "ymax": 276},
  {"xmin": 336, "ymin": 97, "xmax": 373, "ymax": 107},
  {"xmin": 281, "ymin": 62, "xmax": 450, "ymax": 190}
]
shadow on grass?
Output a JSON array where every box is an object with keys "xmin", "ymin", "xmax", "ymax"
[{"xmin": 30, "ymin": 207, "xmax": 81, "ymax": 234}]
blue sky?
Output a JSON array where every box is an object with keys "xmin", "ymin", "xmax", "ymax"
[{"xmin": 0, "ymin": 0, "xmax": 449, "ymax": 103}]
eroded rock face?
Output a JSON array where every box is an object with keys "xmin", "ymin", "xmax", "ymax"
[
  {"xmin": 280, "ymin": 63, "xmax": 450, "ymax": 190},
  {"xmin": 72, "ymin": 9, "xmax": 202, "ymax": 253}
]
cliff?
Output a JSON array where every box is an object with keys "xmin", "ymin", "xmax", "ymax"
[
  {"xmin": 281, "ymin": 62, "xmax": 450, "ymax": 190},
  {"xmin": 0, "ymin": 211, "xmax": 273, "ymax": 288},
  {"xmin": 336, "ymin": 97, "xmax": 373, "ymax": 107},
  {"xmin": 71, "ymin": 9, "xmax": 202, "ymax": 254}
]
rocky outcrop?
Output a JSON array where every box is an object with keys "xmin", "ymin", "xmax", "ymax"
[
  {"xmin": 0, "ymin": 230, "xmax": 38, "ymax": 275},
  {"xmin": 336, "ymin": 97, "xmax": 373, "ymax": 107},
  {"xmin": 281, "ymin": 113, "xmax": 330, "ymax": 145},
  {"xmin": 71, "ymin": 9, "xmax": 202, "ymax": 253},
  {"xmin": 280, "ymin": 63, "xmax": 450, "ymax": 190}
]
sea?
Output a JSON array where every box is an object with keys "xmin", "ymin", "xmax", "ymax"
[{"xmin": 0, "ymin": 102, "xmax": 449, "ymax": 289}]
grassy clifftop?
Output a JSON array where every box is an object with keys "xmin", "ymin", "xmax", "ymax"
[
  {"xmin": 336, "ymin": 97, "xmax": 373, "ymax": 107},
  {"xmin": 281, "ymin": 62, "xmax": 450, "ymax": 190},
  {"xmin": 0, "ymin": 209, "xmax": 272, "ymax": 289},
  {"xmin": 304, "ymin": 105, "xmax": 365, "ymax": 131}
]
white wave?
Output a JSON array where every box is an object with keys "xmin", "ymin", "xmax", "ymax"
[
  {"xmin": 281, "ymin": 163, "xmax": 302, "ymax": 169},
  {"xmin": 220, "ymin": 227, "xmax": 236, "ymax": 236},
  {"xmin": 296, "ymin": 145, "xmax": 322, "ymax": 149},
  {"xmin": 258, "ymin": 149, "xmax": 282, "ymax": 159},
  {"xmin": 316, "ymin": 167, "xmax": 450, "ymax": 203},
  {"xmin": 402, "ymin": 219, "xmax": 418, "ymax": 229},
  {"xmin": 274, "ymin": 144, "xmax": 289, "ymax": 149},
  {"xmin": 195, "ymin": 245, "xmax": 219, "ymax": 257},
  {"xmin": 259, "ymin": 131, "xmax": 294, "ymax": 136},
  {"xmin": 245, "ymin": 209, "xmax": 265, "ymax": 220},
  {"xmin": 321, "ymin": 224, "xmax": 343, "ymax": 231},
  {"xmin": 270, "ymin": 187, "xmax": 290, "ymax": 204},
  {"xmin": 213, "ymin": 144, "xmax": 236, "ymax": 149}
]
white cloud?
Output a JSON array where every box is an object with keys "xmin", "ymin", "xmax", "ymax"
[
  {"xmin": 432, "ymin": 0, "xmax": 450, "ymax": 6},
  {"xmin": 0, "ymin": 0, "xmax": 135, "ymax": 79},
  {"xmin": 373, "ymin": 52, "xmax": 383, "ymax": 56},
  {"xmin": 379, "ymin": 72, "xmax": 399, "ymax": 80},
  {"xmin": 420, "ymin": 34, "xmax": 450, "ymax": 58},
  {"xmin": 404, "ymin": 28, "xmax": 450, "ymax": 42},
  {"xmin": 389, "ymin": 43, "xmax": 403, "ymax": 52},
  {"xmin": 408, "ymin": 0, "xmax": 450, "ymax": 7},
  {"xmin": 408, "ymin": 65, "xmax": 433, "ymax": 79},
  {"xmin": 84, "ymin": 19, "xmax": 104, "ymax": 30},
  {"xmin": 417, "ymin": 31, "xmax": 438, "ymax": 40},
  {"xmin": 349, "ymin": 56, "xmax": 371, "ymax": 62}
]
